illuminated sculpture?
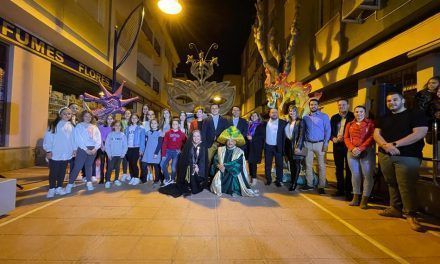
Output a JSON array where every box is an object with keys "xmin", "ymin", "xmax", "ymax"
[
  {"xmin": 167, "ymin": 43, "xmax": 236, "ymax": 116},
  {"xmin": 253, "ymin": 0, "xmax": 321, "ymax": 117},
  {"xmin": 80, "ymin": 81, "xmax": 138, "ymax": 121}
]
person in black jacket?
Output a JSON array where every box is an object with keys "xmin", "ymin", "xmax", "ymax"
[
  {"xmin": 330, "ymin": 99, "xmax": 355, "ymax": 199},
  {"xmin": 263, "ymin": 108, "xmax": 288, "ymax": 187},
  {"xmin": 246, "ymin": 111, "xmax": 265, "ymax": 186},
  {"xmin": 230, "ymin": 106, "xmax": 249, "ymax": 154},
  {"xmin": 159, "ymin": 130, "xmax": 207, "ymax": 197},
  {"xmin": 201, "ymin": 103, "xmax": 230, "ymax": 180},
  {"xmin": 284, "ymin": 105, "xmax": 305, "ymax": 191}
]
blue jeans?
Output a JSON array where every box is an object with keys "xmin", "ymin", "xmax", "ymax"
[{"xmin": 160, "ymin": 149, "xmax": 180, "ymax": 181}]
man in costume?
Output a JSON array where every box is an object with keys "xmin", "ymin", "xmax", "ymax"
[{"xmin": 210, "ymin": 126, "xmax": 258, "ymax": 197}]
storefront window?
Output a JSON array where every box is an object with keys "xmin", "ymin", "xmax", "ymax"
[{"xmin": 0, "ymin": 42, "xmax": 8, "ymax": 147}]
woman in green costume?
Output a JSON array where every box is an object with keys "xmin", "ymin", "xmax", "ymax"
[{"xmin": 210, "ymin": 126, "xmax": 258, "ymax": 197}]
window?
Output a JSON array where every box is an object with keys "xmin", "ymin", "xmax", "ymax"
[
  {"xmin": 142, "ymin": 22, "xmax": 153, "ymax": 43},
  {"xmin": 0, "ymin": 42, "xmax": 9, "ymax": 146},
  {"xmin": 153, "ymin": 39, "xmax": 161, "ymax": 56},
  {"xmin": 153, "ymin": 77, "xmax": 160, "ymax": 93},
  {"xmin": 319, "ymin": 0, "xmax": 341, "ymax": 28},
  {"xmin": 137, "ymin": 61, "xmax": 152, "ymax": 86}
]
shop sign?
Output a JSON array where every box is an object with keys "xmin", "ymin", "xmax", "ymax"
[{"xmin": 0, "ymin": 17, "xmax": 112, "ymax": 87}]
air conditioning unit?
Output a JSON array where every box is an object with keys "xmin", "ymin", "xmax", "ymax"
[{"xmin": 342, "ymin": 0, "xmax": 381, "ymax": 24}]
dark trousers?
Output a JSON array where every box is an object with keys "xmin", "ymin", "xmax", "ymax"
[
  {"xmin": 378, "ymin": 153, "xmax": 421, "ymax": 216},
  {"xmin": 289, "ymin": 158, "xmax": 302, "ymax": 189},
  {"xmin": 126, "ymin": 147, "xmax": 140, "ymax": 178},
  {"xmin": 69, "ymin": 148, "xmax": 97, "ymax": 183},
  {"xmin": 106, "ymin": 156, "xmax": 122, "ymax": 182},
  {"xmin": 264, "ymin": 144, "xmax": 283, "ymax": 183},
  {"xmin": 69, "ymin": 157, "xmax": 86, "ymax": 177},
  {"xmin": 333, "ymin": 143, "xmax": 352, "ymax": 196},
  {"xmin": 141, "ymin": 162, "xmax": 162, "ymax": 183},
  {"xmin": 122, "ymin": 157, "xmax": 128, "ymax": 174},
  {"xmin": 48, "ymin": 160, "xmax": 68, "ymax": 189},
  {"xmin": 248, "ymin": 162, "xmax": 258, "ymax": 179}
]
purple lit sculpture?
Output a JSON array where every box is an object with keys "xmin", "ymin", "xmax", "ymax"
[{"xmin": 80, "ymin": 80, "xmax": 138, "ymax": 121}]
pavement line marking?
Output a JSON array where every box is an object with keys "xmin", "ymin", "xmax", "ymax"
[
  {"xmin": 0, "ymin": 198, "xmax": 64, "ymax": 228},
  {"xmin": 299, "ymin": 193, "xmax": 409, "ymax": 264}
]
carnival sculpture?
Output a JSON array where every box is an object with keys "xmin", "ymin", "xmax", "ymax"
[
  {"xmin": 80, "ymin": 81, "xmax": 139, "ymax": 121},
  {"xmin": 253, "ymin": 0, "xmax": 321, "ymax": 117},
  {"xmin": 166, "ymin": 43, "xmax": 236, "ymax": 116}
]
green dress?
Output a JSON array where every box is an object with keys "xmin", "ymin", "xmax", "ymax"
[{"xmin": 210, "ymin": 146, "xmax": 258, "ymax": 197}]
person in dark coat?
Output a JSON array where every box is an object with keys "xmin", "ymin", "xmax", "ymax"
[
  {"xmin": 263, "ymin": 108, "xmax": 288, "ymax": 187},
  {"xmin": 230, "ymin": 106, "xmax": 249, "ymax": 155},
  {"xmin": 246, "ymin": 111, "xmax": 265, "ymax": 186},
  {"xmin": 284, "ymin": 105, "xmax": 306, "ymax": 191},
  {"xmin": 330, "ymin": 99, "xmax": 355, "ymax": 199},
  {"xmin": 158, "ymin": 130, "xmax": 207, "ymax": 197}
]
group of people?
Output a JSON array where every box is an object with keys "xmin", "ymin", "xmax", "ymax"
[{"xmin": 42, "ymin": 76, "xmax": 439, "ymax": 232}]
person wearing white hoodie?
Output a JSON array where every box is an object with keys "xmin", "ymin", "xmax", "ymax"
[
  {"xmin": 43, "ymin": 107, "xmax": 75, "ymax": 198},
  {"xmin": 105, "ymin": 121, "xmax": 128, "ymax": 188},
  {"xmin": 66, "ymin": 110, "xmax": 101, "ymax": 193}
]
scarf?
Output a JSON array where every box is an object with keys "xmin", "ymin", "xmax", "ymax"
[{"xmin": 248, "ymin": 121, "xmax": 261, "ymax": 137}]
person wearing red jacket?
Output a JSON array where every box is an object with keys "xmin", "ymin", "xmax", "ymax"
[
  {"xmin": 344, "ymin": 105, "xmax": 375, "ymax": 209},
  {"xmin": 161, "ymin": 118, "xmax": 187, "ymax": 185}
]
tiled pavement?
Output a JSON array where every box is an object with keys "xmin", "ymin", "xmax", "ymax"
[{"xmin": 0, "ymin": 166, "xmax": 440, "ymax": 263}]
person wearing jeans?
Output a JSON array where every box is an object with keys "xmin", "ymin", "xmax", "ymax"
[
  {"xmin": 66, "ymin": 110, "xmax": 101, "ymax": 193},
  {"xmin": 374, "ymin": 91, "xmax": 428, "ymax": 232},
  {"xmin": 161, "ymin": 119, "xmax": 187, "ymax": 185},
  {"xmin": 125, "ymin": 114, "xmax": 145, "ymax": 186},
  {"xmin": 302, "ymin": 99, "xmax": 331, "ymax": 194},
  {"xmin": 344, "ymin": 106, "xmax": 375, "ymax": 208}
]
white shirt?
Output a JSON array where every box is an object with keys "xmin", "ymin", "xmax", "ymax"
[
  {"xmin": 73, "ymin": 122, "xmax": 101, "ymax": 151},
  {"xmin": 285, "ymin": 122, "xmax": 295, "ymax": 140},
  {"xmin": 43, "ymin": 120, "xmax": 75, "ymax": 161},
  {"xmin": 337, "ymin": 114, "xmax": 347, "ymax": 138},
  {"xmin": 233, "ymin": 117, "xmax": 239, "ymax": 127},
  {"xmin": 127, "ymin": 125, "xmax": 136, "ymax": 147},
  {"xmin": 266, "ymin": 118, "xmax": 279, "ymax": 146}
]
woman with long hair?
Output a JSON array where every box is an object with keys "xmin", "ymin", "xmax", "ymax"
[{"xmin": 246, "ymin": 111, "xmax": 264, "ymax": 186}]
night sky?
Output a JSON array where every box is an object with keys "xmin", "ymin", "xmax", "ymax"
[{"xmin": 166, "ymin": 0, "xmax": 256, "ymax": 81}]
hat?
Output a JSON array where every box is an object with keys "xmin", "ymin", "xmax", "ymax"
[{"xmin": 217, "ymin": 126, "xmax": 246, "ymax": 147}]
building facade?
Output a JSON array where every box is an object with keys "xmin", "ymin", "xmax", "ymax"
[
  {"xmin": 241, "ymin": 0, "xmax": 440, "ymax": 215},
  {"xmin": 0, "ymin": 0, "xmax": 179, "ymax": 171}
]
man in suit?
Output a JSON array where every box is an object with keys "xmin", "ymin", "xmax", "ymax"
[
  {"xmin": 202, "ymin": 103, "xmax": 230, "ymax": 163},
  {"xmin": 330, "ymin": 99, "xmax": 355, "ymax": 199},
  {"xmin": 264, "ymin": 108, "xmax": 287, "ymax": 187},
  {"xmin": 230, "ymin": 106, "xmax": 249, "ymax": 154}
]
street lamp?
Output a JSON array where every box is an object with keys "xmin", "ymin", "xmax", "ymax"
[{"xmin": 158, "ymin": 0, "xmax": 182, "ymax": 15}]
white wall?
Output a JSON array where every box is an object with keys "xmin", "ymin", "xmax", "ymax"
[{"xmin": 7, "ymin": 46, "xmax": 50, "ymax": 148}]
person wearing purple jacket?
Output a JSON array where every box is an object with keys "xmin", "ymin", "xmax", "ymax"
[{"xmin": 95, "ymin": 114, "xmax": 114, "ymax": 184}]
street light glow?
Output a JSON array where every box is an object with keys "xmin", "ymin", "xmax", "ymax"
[
  {"xmin": 158, "ymin": 0, "xmax": 182, "ymax": 15},
  {"xmin": 213, "ymin": 96, "xmax": 222, "ymax": 102}
]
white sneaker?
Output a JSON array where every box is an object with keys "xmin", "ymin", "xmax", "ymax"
[
  {"xmin": 127, "ymin": 175, "xmax": 132, "ymax": 181},
  {"xmin": 121, "ymin": 174, "xmax": 127, "ymax": 182},
  {"xmin": 55, "ymin": 187, "xmax": 66, "ymax": 196},
  {"xmin": 114, "ymin": 180, "xmax": 122, "ymax": 186},
  {"xmin": 163, "ymin": 179, "xmax": 172, "ymax": 186},
  {"xmin": 128, "ymin": 178, "xmax": 135, "ymax": 185},
  {"xmin": 250, "ymin": 179, "xmax": 257, "ymax": 187},
  {"xmin": 131, "ymin": 178, "xmax": 140, "ymax": 186},
  {"xmin": 65, "ymin": 183, "xmax": 73, "ymax": 194},
  {"xmin": 86, "ymin": 181, "xmax": 94, "ymax": 191},
  {"xmin": 105, "ymin": 182, "xmax": 111, "ymax": 189},
  {"xmin": 91, "ymin": 176, "xmax": 98, "ymax": 183},
  {"xmin": 147, "ymin": 172, "xmax": 152, "ymax": 181},
  {"xmin": 47, "ymin": 188, "xmax": 55, "ymax": 198},
  {"xmin": 82, "ymin": 177, "xmax": 87, "ymax": 183}
]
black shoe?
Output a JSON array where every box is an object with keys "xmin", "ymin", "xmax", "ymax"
[
  {"xmin": 265, "ymin": 181, "xmax": 272, "ymax": 186},
  {"xmin": 300, "ymin": 185, "xmax": 313, "ymax": 191},
  {"xmin": 318, "ymin": 188, "xmax": 326, "ymax": 195},
  {"xmin": 275, "ymin": 181, "xmax": 282, "ymax": 187}
]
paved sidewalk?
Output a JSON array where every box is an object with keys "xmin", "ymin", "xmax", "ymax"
[{"xmin": 0, "ymin": 166, "xmax": 439, "ymax": 263}]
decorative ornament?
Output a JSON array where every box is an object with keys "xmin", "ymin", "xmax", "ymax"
[
  {"xmin": 80, "ymin": 81, "xmax": 138, "ymax": 121},
  {"xmin": 253, "ymin": 0, "xmax": 321, "ymax": 117},
  {"xmin": 166, "ymin": 43, "xmax": 236, "ymax": 116}
]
